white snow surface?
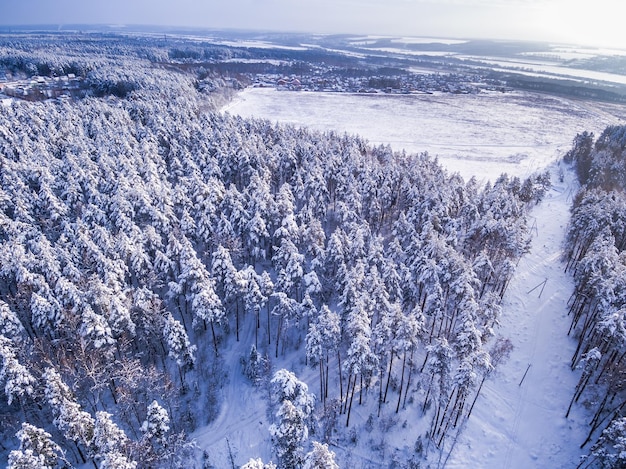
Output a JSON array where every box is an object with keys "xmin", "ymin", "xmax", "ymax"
[
  {"xmin": 195, "ymin": 90, "xmax": 625, "ymax": 468},
  {"xmin": 446, "ymin": 166, "xmax": 588, "ymax": 468}
]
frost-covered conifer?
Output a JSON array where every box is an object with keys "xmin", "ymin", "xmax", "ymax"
[
  {"xmin": 272, "ymin": 184, "xmax": 296, "ymax": 232},
  {"xmin": 300, "ymin": 217, "xmax": 326, "ymax": 268},
  {"xmin": 0, "ymin": 300, "xmax": 25, "ymax": 339},
  {"xmin": 259, "ymin": 271, "xmax": 274, "ymax": 299},
  {"xmin": 141, "ymin": 400, "xmax": 171, "ymax": 443},
  {"xmin": 271, "ymin": 293, "xmax": 301, "ymax": 357},
  {"xmin": 324, "ymin": 230, "xmax": 346, "ymax": 282},
  {"xmin": 424, "ymin": 338, "xmax": 454, "ymax": 416},
  {"xmin": 273, "ymin": 238, "xmax": 304, "ymax": 295},
  {"xmin": 43, "ymin": 367, "xmax": 95, "ymax": 447},
  {"xmin": 30, "ymin": 290, "xmax": 64, "ymax": 334},
  {"xmin": 271, "ymin": 369, "xmax": 315, "ymax": 419},
  {"xmin": 306, "ymin": 320, "xmax": 323, "ymax": 363},
  {"xmin": 246, "ymin": 211, "xmax": 270, "ymax": 261},
  {"xmin": 302, "ymin": 441, "xmax": 339, "ymax": 469},
  {"xmin": 0, "ymin": 335, "xmax": 36, "ymax": 405},
  {"xmin": 7, "ymin": 423, "xmax": 63, "ymax": 469},
  {"xmin": 302, "ymin": 271, "xmax": 322, "ymax": 299},
  {"xmin": 94, "ymin": 412, "xmax": 132, "ymax": 460},
  {"xmin": 222, "ymin": 183, "xmax": 250, "ymax": 236},
  {"xmin": 87, "ymin": 279, "xmax": 136, "ymax": 338},
  {"xmin": 243, "ymin": 267, "xmax": 265, "ymax": 347},
  {"xmin": 100, "ymin": 450, "xmax": 138, "ymax": 469},
  {"xmin": 590, "ymin": 416, "xmax": 626, "ymax": 467},
  {"xmin": 343, "ymin": 304, "xmax": 379, "ymax": 424},
  {"xmin": 241, "ymin": 458, "xmax": 277, "ymax": 469},
  {"xmin": 243, "ymin": 344, "xmax": 268, "ymax": 385},
  {"xmin": 269, "ymin": 400, "xmax": 308, "ymax": 469},
  {"xmin": 344, "ymin": 296, "xmax": 378, "ymax": 391},
  {"xmin": 212, "ymin": 244, "xmax": 244, "ymax": 301},
  {"xmin": 177, "ymin": 236, "xmax": 209, "ymax": 290},
  {"xmin": 241, "ymin": 266, "xmax": 263, "ymax": 308},
  {"xmin": 162, "ymin": 313, "xmax": 196, "ymax": 367},
  {"xmin": 191, "ymin": 278, "xmax": 224, "ymax": 331},
  {"xmin": 453, "ymin": 313, "xmax": 482, "ymax": 359},
  {"xmin": 8, "ymin": 448, "xmax": 48, "ymax": 469},
  {"xmin": 80, "ymin": 306, "xmax": 115, "ymax": 350},
  {"xmin": 318, "ymin": 305, "xmax": 341, "ymax": 356}
]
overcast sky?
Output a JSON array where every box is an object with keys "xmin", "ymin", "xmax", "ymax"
[{"xmin": 2, "ymin": 0, "xmax": 624, "ymax": 49}]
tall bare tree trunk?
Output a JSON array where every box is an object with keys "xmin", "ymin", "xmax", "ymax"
[{"xmin": 396, "ymin": 350, "xmax": 407, "ymax": 413}]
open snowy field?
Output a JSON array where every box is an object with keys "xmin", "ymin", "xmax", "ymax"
[{"xmin": 224, "ymin": 87, "xmax": 620, "ymax": 183}]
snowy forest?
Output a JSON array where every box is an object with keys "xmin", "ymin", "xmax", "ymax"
[
  {"xmin": 562, "ymin": 127, "xmax": 626, "ymax": 468},
  {"xmin": 0, "ymin": 32, "xmax": 579, "ymax": 468}
]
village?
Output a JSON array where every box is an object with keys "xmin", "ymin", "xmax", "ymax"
[
  {"xmin": 0, "ymin": 72, "xmax": 86, "ymax": 103},
  {"xmin": 251, "ymin": 69, "xmax": 510, "ymax": 94},
  {"xmin": 0, "ymin": 58, "xmax": 510, "ymax": 106}
]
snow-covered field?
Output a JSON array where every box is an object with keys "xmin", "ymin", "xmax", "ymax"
[
  {"xmin": 205, "ymin": 89, "xmax": 625, "ymax": 467},
  {"xmin": 224, "ymin": 87, "xmax": 619, "ymax": 183}
]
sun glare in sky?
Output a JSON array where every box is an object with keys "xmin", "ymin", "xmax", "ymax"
[{"xmin": 535, "ymin": 0, "xmax": 624, "ymax": 48}]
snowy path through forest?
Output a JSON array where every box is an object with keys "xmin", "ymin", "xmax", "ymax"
[
  {"xmin": 446, "ymin": 164, "xmax": 590, "ymax": 468},
  {"xmin": 192, "ymin": 318, "xmax": 273, "ymax": 466}
]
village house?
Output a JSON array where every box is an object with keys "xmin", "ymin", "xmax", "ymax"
[{"xmin": 276, "ymin": 77, "xmax": 302, "ymax": 90}]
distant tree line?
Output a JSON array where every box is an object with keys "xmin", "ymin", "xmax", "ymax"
[{"xmin": 503, "ymin": 76, "xmax": 626, "ymax": 104}]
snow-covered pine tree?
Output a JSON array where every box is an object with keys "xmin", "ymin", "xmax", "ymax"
[
  {"xmin": 270, "ymin": 292, "xmax": 301, "ymax": 358},
  {"xmin": 246, "ymin": 210, "xmax": 270, "ymax": 262},
  {"xmin": 243, "ymin": 266, "xmax": 266, "ymax": 348},
  {"xmin": 0, "ymin": 300, "xmax": 26, "ymax": 339},
  {"xmin": 589, "ymin": 416, "xmax": 626, "ymax": 468},
  {"xmin": 269, "ymin": 399, "xmax": 308, "ymax": 469},
  {"xmin": 0, "ymin": 335, "xmax": 36, "ymax": 405},
  {"xmin": 94, "ymin": 411, "xmax": 135, "ymax": 467},
  {"xmin": 241, "ymin": 458, "xmax": 277, "ymax": 469},
  {"xmin": 8, "ymin": 448, "xmax": 50, "ymax": 469},
  {"xmin": 306, "ymin": 318, "xmax": 325, "ymax": 399},
  {"xmin": 190, "ymin": 276, "xmax": 224, "ymax": 355},
  {"xmin": 343, "ymin": 293, "xmax": 378, "ymax": 425},
  {"xmin": 141, "ymin": 400, "xmax": 171, "ymax": 444},
  {"xmin": 302, "ymin": 441, "xmax": 339, "ymax": 469},
  {"xmin": 212, "ymin": 244, "xmax": 246, "ymax": 341},
  {"xmin": 79, "ymin": 305, "xmax": 116, "ymax": 351},
  {"xmin": 42, "ymin": 367, "xmax": 96, "ymax": 463},
  {"xmin": 162, "ymin": 313, "xmax": 196, "ymax": 381},
  {"xmin": 271, "ymin": 369, "xmax": 315, "ymax": 421},
  {"xmin": 273, "ymin": 238, "xmax": 304, "ymax": 299},
  {"xmin": 7, "ymin": 423, "xmax": 64, "ymax": 469}
]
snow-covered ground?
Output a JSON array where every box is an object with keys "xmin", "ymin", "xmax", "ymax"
[
  {"xmin": 446, "ymin": 163, "xmax": 588, "ymax": 468},
  {"xmin": 202, "ymin": 89, "xmax": 625, "ymax": 467},
  {"xmin": 193, "ymin": 318, "xmax": 274, "ymax": 466}
]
